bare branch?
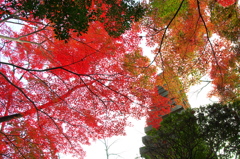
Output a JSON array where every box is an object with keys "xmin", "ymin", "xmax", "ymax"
[{"xmin": 0, "ymin": 34, "xmax": 41, "ymax": 45}]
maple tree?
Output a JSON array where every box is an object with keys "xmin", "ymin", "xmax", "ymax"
[
  {"xmin": 0, "ymin": 0, "xmax": 239, "ymax": 157},
  {"xmin": 137, "ymin": 0, "xmax": 240, "ymax": 103},
  {"xmin": 126, "ymin": 0, "xmax": 240, "ymax": 133},
  {"xmin": 0, "ymin": 1, "xmax": 156, "ymax": 158}
]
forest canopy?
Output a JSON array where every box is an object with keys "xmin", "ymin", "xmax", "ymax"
[
  {"xmin": 0, "ymin": 0, "xmax": 146, "ymax": 40},
  {"xmin": 0, "ymin": 0, "xmax": 239, "ymax": 158}
]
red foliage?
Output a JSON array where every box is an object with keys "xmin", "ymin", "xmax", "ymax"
[
  {"xmin": 217, "ymin": 0, "xmax": 236, "ymax": 7},
  {"xmin": 146, "ymin": 89, "xmax": 171, "ymax": 129},
  {"xmin": 0, "ymin": 19, "xmax": 155, "ymax": 158},
  {"xmin": 208, "ymin": 39, "xmax": 239, "ymax": 101},
  {"xmin": 139, "ymin": 0, "xmax": 239, "ymax": 103}
]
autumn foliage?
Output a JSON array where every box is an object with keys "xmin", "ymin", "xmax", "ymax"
[
  {"xmin": 0, "ymin": 0, "xmax": 145, "ymax": 40},
  {"xmin": 216, "ymin": 0, "xmax": 236, "ymax": 7},
  {"xmin": 146, "ymin": 91, "xmax": 171, "ymax": 129},
  {"xmin": 141, "ymin": 0, "xmax": 240, "ymax": 103},
  {"xmin": 0, "ymin": 0, "xmax": 240, "ymax": 158},
  {"xmin": 0, "ymin": 2, "xmax": 154, "ymax": 157}
]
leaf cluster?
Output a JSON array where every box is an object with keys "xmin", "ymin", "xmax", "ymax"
[
  {"xmin": 142, "ymin": 100, "xmax": 240, "ymax": 159},
  {"xmin": 209, "ymin": 1, "xmax": 240, "ymax": 42},
  {"xmin": 0, "ymin": 0, "xmax": 146, "ymax": 40},
  {"xmin": 196, "ymin": 100, "xmax": 240, "ymax": 158},
  {"xmin": 149, "ymin": 0, "xmax": 189, "ymax": 23},
  {"xmin": 102, "ymin": 0, "xmax": 146, "ymax": 37}
]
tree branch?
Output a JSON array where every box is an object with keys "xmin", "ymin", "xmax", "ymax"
[
  {"xmin": 0, "ymin": 34, "xmax": 41, "ymax": 45},
  {"xmin": 0, "ymin": 80, "xmax": 97, "ymax": 123}
]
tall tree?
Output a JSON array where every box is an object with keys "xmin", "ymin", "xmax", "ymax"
[
  {"xmin": 0, "ymin": 3, "xmax": 155, "ymax": 158},
  {"xmin": 138, "ymin": 0, "xmax": 239, "ymax": 102},
  {"xmin": 141, "ymin": 100, "xmax": 240, "ymax": 159}
]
